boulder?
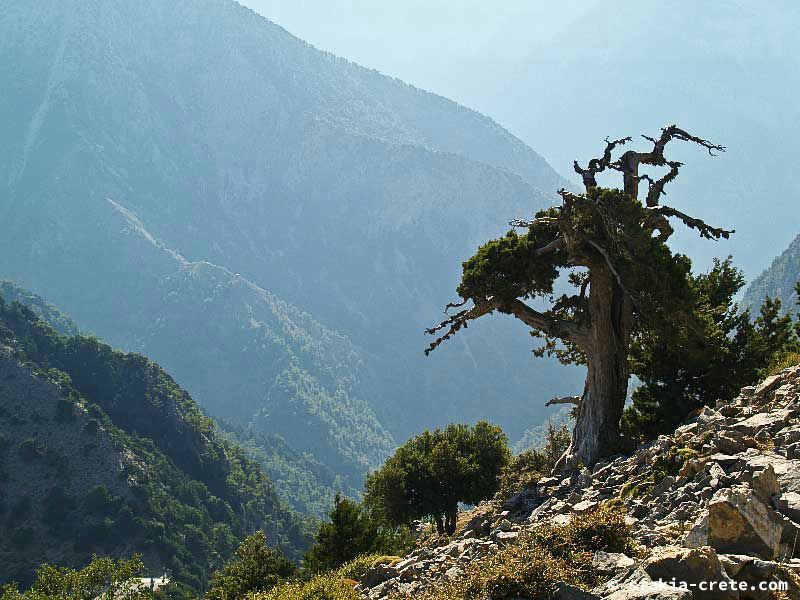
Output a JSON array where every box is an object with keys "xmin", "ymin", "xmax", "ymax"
[
  {"xmin": 640, "ymin": 545, "xmax": 738, "ymax": 600},
  {"xmin": 773, "ymin": 491, "xmax": 800, "ymax": 522},
  {"xmin": 707, "ymin": 486, "xmax": 783, "ymax": 559},
  {"xmin": 360, "ymin": 561, "xmax": 399, "ymax": 588},
  {"xmin": 741, "ymin": 452, "xmax": 800, "ymax": 494},
  {"xmin": 731, "ymin": 410, "xmax": 792, "ymax": 436},
  {"xmin": 682, "ymin": 512, "xmax": 709, "ymax": 548},
  {"xmin": 494, "ymin": 530, "xmax": 519, "ymax": 545},
  {"xmin": 718, "ymin": 554, "xmax": 800, "ymax": 600},
  {"xmin": 754, "ymin": 374, "xmax": 785, "ymax": 397},
  {"xmin": 739, "ymin": 464, "xmax": 780, "ymax": 504},
  {"xmin": 592, "ymin": 551, "xmax": 636, "ymax": 575},
  {"xmin": 572, "ymin": 500, "xmax": 599, "ymax": 514}
]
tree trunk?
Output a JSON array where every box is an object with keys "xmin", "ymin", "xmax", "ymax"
[
  {"xmin": 445, "ymin": 505, "xmax": 458, "ymax": 535},
  {"xmin": 558, "ymin": 266, "xmax": 632, "ymax": 470},
  {"xmin": 434, "ymin": 514, "xmax": 444, "ymax": 535}
]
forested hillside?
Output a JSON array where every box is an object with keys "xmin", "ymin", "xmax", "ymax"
[
  {"xmin": 0, "ymin": 0, "xmax": 577, "ymax": 498},
  {"xmin": 0, "ymin": 288, "xmax": 311, "ymax": 591}
]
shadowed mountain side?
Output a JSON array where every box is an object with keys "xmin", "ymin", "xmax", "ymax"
[{"xmin": 0, "ymin": 0, "xmax": 579, "ymax": 496}]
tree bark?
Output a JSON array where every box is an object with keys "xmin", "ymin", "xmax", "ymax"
[
  {"xmin": 434, "ymin": 513, "xmax": 444, "ymax": 535},
  {"xmin": 445, "ymin": 505, "xmax": 458, "ymax": 535},
  {"xmin": 557, "ymin": 266, "xmax": 632, "ymax": 470}
]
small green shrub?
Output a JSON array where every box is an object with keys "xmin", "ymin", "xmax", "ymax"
[
  {"xmin": 303, "ymin": 494, "xmax": 412, "ymax": 574},
  {"xmin": 258, "ymin": 573, "xmax": 360, "ymax": 600},
  {"xmin": 365, "ymin": 421, "xmax": 510, "ymax": 535},
  {"xmin": 335, "ymin": 554, "xmax": 395, "ymax": 581},
  {"xmin": 206, "ymin": 531, "xmax": 295, "ymax": 600},
  {"xmin": 85, "ymin": 484, "xmax": 122, "ymax": 517}
]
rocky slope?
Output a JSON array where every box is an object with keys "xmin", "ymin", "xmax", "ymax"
[
  {"xmin": 358, "ymin": 367, "xmax": 800, "ymax": 599},
  {"xmin": 0, "ymin": 291, "xmax": 310, "ymax": 590}
]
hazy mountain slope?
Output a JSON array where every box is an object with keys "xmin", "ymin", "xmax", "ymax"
[
  {"xmin": 0, "ymin": 293, "xmax": 311, "ymax": 590},
  {"xmin": 743, "ymin": 233, "xmax": 800, "ymax": 313},
  {"xmin": 1, "ymin": 193, "xmax": 393, "ymax": 501},
  {"xmin": 0, "ymin": 0, "xmax": 577, "ymax": 492}
]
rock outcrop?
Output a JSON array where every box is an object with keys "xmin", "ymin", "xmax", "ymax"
[{"xmin": 358, "ymin": 366, "xmax": 800, "ymax": 599}]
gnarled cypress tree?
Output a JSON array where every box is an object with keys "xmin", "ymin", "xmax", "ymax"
[{"xmin": 426, "ymin": 126, "xmax": 732, "ymax": 469}]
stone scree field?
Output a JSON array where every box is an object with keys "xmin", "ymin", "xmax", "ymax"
[{"xmin": 357, "ymin": 366, "xmax": 800, "ymax": 599}]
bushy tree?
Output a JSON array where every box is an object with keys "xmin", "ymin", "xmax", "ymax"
[
  {"xmin": 206, "ymin": 532, "xmax": 295, "ymax": 600},
  {"xmin": 364, "ymin": 422, "xmax": 509, "ymax": 535},
  {"xmin": 0, "ymin": 555, "xmax": 148, "ymax": 600},
  {"xmin": 623, "ymin": 261, "xmax": 800, "ymax": 440},
  {"xmin": 303, "ymin": 494, "xmax": 410, "ymax": 573},
  {"xmin": 426, "ymin": 126, "xmax": 738, "ymax": 468}
]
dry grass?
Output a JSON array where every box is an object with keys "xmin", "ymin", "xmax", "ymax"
[{"xmin": 394, "ymin": 505, "xmax": 637, "ymax": 600}]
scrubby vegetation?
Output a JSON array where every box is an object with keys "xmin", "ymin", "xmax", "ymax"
[
  {"xmin": 364, "ymin": 422, "xmax": 510, "ymax": 535},
  {"xmin": 303, "ymin": 495, "xmax": 412, "ymax": 574},
  {"xmin": 0, "ymin": 293, "xmax": 312, "ymax": 591},
  {"xmin": 0, "ymin": 555, "xmax": 149, "ymax": 600},
  {"xmin": 206, "ymin": 532, "xmax": 295, "ymax": 600},
  {"xmin": 257, "ymin": 572, "xmax": 360, "ymax": 600},
  {"xmin": 407, "ymin": 506, "xmax": 636, "ymax": 600}
]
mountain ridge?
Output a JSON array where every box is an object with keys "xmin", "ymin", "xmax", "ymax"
[
  {"xmin": 743, "ymin": 233, "xmax": 800, "ymax": 314},
  {"xmin": 0, "ymin": 0, "xmax": 578, "ymax": 507},
  {"xmin": 0, "ymin": 286, "xmax": 312, "ymax": 590}
]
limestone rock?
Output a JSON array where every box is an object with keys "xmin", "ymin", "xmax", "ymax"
[
  {"xmin": 640, "ymin": 546, "xmax": 738, "ymax": 600},
  {"xmin": 592, "ymin": 551, "xmax": 636, "ymax": 575},
  {"xmin": 707, "ymin": 486, "xmax": 783, "ymax": 559},
  {"xmin": 773, "ymin": 491, "xmax": 800, "ymax": 522}
]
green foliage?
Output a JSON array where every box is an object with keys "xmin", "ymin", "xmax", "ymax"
[
  {"xmin": 406, "ymin": 506, "xmax": 636, "ymax": 600},
  {"xmin": 624, "ymin": 261, "xmax": 800, "ymax": 441},
  {"xmin": 206, "ymin": 531, "xmax": 296, "ymax": 600},
  {"xmin": 496, "ymin": 423, "xmax": 570, "ymax": 500},
  {"xmin": 0, "ymin": 294, "xmax": 312, "ymax": 591},
  {"xmin": 458, "ymin": 208, "xmax": 565, "ymax": 303},
  {"xmin": 364, "ymin": 422, "xmax": 510, "ymax": 535},
  {"xmin": 256, "ymin": 573, "xmax": 360, "ymax": 600},
  {"xmin": 221, "ymin": 425, "xmax": 347, "ymax": 518},
  {"xmin": 765, "ymin": 351, "xmax": 800, "ymax": 377},
  {"xmin": 303, "ymin": 494, "xmax": 411, "ymax": 574},
  {"xmin": 0, "ymin": 555, "xmax": 148, "ymax": 600},
  {"xmin": 335, "ymin": 554, "xmax": 392, "ymax": 582}
]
